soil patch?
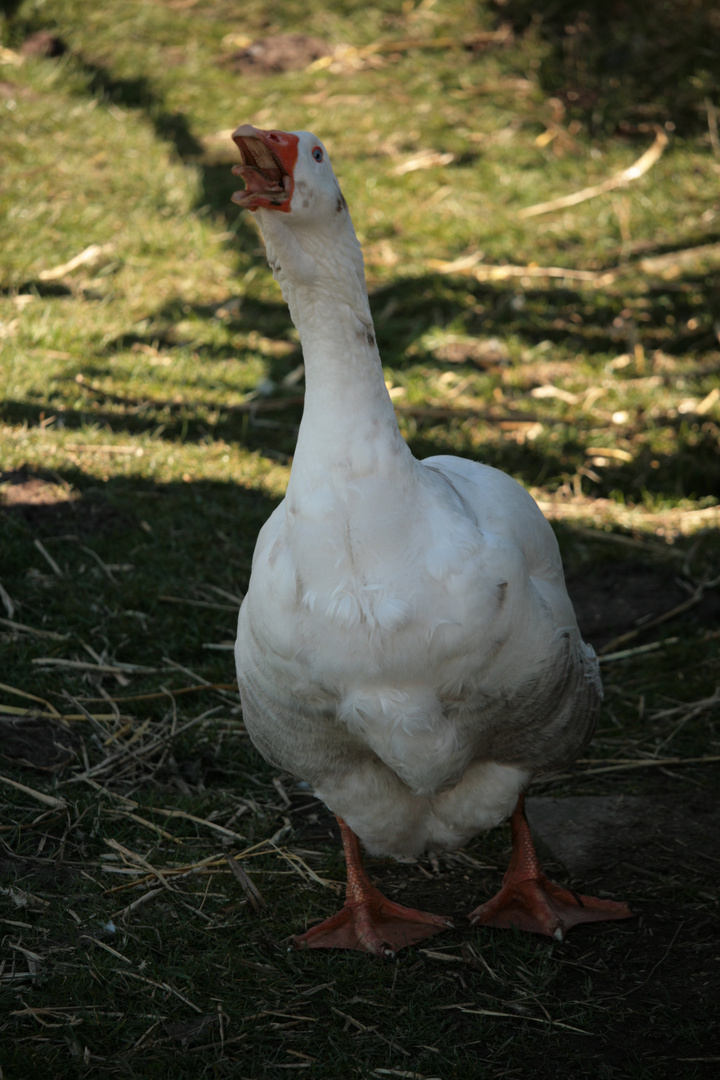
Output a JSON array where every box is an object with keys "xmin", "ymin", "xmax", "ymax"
[
  {"xmin": 226, "ymin": 34, "xmax": 330, "ymax": 75},
  {"xmin": 0, "ymin": 715, "xmax": 80, "ymax": 772},
  {"xmin": 566, "ymin": 561, "xmax": 720, "ymax": 648},
  {"xmin": 0, "ymin": 468, "xmax": 131, "ymax": 538},
  {"xmin": 527, "ymin": 792, "xmax": 720, "ymax": 882}
]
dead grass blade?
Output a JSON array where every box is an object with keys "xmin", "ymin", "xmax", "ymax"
[
  {"xmin": 31, "ymin": 658, "xmax": 160, "ymax": 676},
  {"xmin": 114, "ymin": 810, "xmax": 183, "ymax": 845},
  {"xmin": 158, "ymin": 595, "xmax": 237, "ymax": 611},
  {"xmin": 79, "ymin": 935, "xmax": 132, "ymax": 964},
  {"xmin": 0, "ymin": 682, "xmax": 62, "ymax": 716},
  {"xmin": 93, "ymin": 784, "xmax": 249, "ymax": 844},
  {"xmin": 76, "ymin": 683, "xmax": 238, "ymax": 704},
  {"xmin": 270, "ymin": 844, "xmax": 339, "ymax": 890},
  {"xmin": 114, "ymin": 969, "xmax": 202, "ymax": 1013},
  {"xmin": 63, "ymin": 707, "xmax": 218, "ymax": 786},
  {"xmin": 443, "ymin": 1004, "xmax": 591, "ymax": 1036},
  {"xmin": 637, "ymin": 240, "xmax": 720, "ymax": 275},
  {"xmin": 149, "ymin": 806, "xmax": 246, "ymax": 843}
]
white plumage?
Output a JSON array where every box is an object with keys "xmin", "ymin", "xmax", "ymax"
[{"xmin": 231, "ymin": 126, "xmax": 630, "ymax": 955}]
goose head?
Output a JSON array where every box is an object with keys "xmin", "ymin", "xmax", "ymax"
[
  {"xmin": 230, "ymin": 125, "xmax": 364, "ymax": 300},
  {"xmin": 231, "ymin": 125, "xmax": 347, "ymax": 220}
]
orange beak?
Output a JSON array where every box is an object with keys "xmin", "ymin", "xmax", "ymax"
[{"xmin": 231, "ymin": 125, "xmax": 299, "ymax": 213}]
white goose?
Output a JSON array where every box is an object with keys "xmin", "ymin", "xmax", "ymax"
[{"xmin": 231, "ymin": 125, "xmax": 631, "ymax": 957}]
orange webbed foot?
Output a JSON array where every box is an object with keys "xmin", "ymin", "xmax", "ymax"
[
  {"xmin": 469, "ymin": 795, "xmax": 633, "ymax": 940},
  {"xmin": 292, "ymin": 817, "xmax": 453, "ymax": 958}
]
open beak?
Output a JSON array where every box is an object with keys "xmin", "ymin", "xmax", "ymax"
[{"xmin": 231, "ymin": 125, "xmax": 299, "ymax": 213}]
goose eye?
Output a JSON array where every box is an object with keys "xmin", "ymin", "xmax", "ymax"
[{"xmin": 311, "ymin": 146, "xmax": 323, "ymax": 163}]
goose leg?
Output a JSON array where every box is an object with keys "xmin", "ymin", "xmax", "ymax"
[
  {"xmin": 469, "ymin": 795, "xmax": 633, "ymax": 940},
  {"xmin": 292, "ymin": 816, "xmax": 453, "ymax": 957}
]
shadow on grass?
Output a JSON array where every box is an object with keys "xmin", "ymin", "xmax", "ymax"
[
  {"xmin": 370, "ymin": 269, "xmax": 720, "ymax": 360},
  {"xmin": 6, "ymin": 250, "xmax": 719, "ymax": 500},
  {"xmin": 0, "ymin": 464, "xmax": 278, "ymax": 698},
  {"xmin": 2, "ymin": 373, "xmax": 720, "ymax": 510},
  {"xmin": 497, "ymin": 0, "xmax": 720, "ymax": 135},
  {"xmin": 3, "ymin": 458, "xmax": 719, "ymax": 692}
]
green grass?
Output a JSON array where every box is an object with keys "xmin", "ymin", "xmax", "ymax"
[{"xmin": 1, "ymin": 1, "xmax": 720, "ymax": 1077}]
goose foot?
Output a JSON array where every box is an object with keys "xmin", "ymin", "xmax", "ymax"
[
  {"xmin": 292, "ymin": 817, "xmax": 453, "ymax": 957},
  {"xmin": 469, "ymin": 795, "xmax": 633, "ymax": 940}
]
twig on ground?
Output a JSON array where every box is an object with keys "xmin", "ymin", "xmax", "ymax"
[
  {"xmin": 650, "ymin": 687, "xmax": 720, "ymax": 722},
  {"xmin": 0, "ymin": 775, "xmax": 67, "ymax": 810},
  {"xmin": 441, "ymin": 1004, "xmax": 590, "ymax": 1035},
  {"xmin": 79, "ymin": 545, "xmax": 122, "ymax": 585},
  {"xmin": 102, "ymin": 837, "xmax": 339, "ymax": 898},
  {"xmin": 518, "ymin": 128, "xmax": 668, "ymax": 218},
  {"xmin": 599, "ymin": 638, "xmax": 679, "ymax": 664},
  {"xmin": 102, "ymin": 851, "xmax": 227, "ymax": 894},
  {"xmin": 149, "ymin": 806, "xmax": 246, "ymax": 842},
  {"xmin": 0, "ymin": 581, "xmax": 15, "ymax": 618},
  {"xmin": 636, "ymin": 241, "xmax": 720, "ymax": 275},
  {"xmin": 225, "ymin": 855, "xmax": 267, "ymax": 912},
  {"xmin": 270, "ymin": 844, "xmax": 338, "ymax": 889},
  {"xmin": 599, "ymin": 577, "xmax": 720, "ymax": 655},
  {"xmin": 0, "ymin": 616, "xmax": 70, "ymax": 641},
  {"xmin": 428, "ymin": 239, "xmax": 720, "ymax": 289},
  {"xmin": 33, "ymin": 539, "xmax": 64, "ymax": 578},
  {"xmin": 79, "ymin": 936, "xmax": 132, "ymax": 964},
  {"xmin": 162, "ymin": 658, "xmax": 239, "ymax": 706},
  {"xmin": 427, "ymin": 254, "xmax": 609, "ymax": 285},
  {"xmin": 534, "ymin": 495, "xmax": 720, "ymax": 539},
  {"xmin": 571, "ymin": 754, "xmax": 720, "ymax": 778},
  {"xmin": 107, "ymin": 868, "xmax": 220, "ymax": 925},
  {"xmin": 38, "ymin": 243, "xmax": 115, "ymax": 282},
  {"xmin": 310, "ymin": 28, "xmax": 512, "ymax": 72},
  {"xmin": 110, "ymin": 885, "xmax": 165, "ymax": 921}
]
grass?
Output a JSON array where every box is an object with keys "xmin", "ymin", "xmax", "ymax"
[{"xmin": 1, "ymin": 1, "xmax": 720, "ymax": 1077}]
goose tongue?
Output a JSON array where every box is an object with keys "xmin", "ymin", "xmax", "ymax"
[{"xmin": 231, "ymin": 125, "xmax": 298, "ymax": 212}]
